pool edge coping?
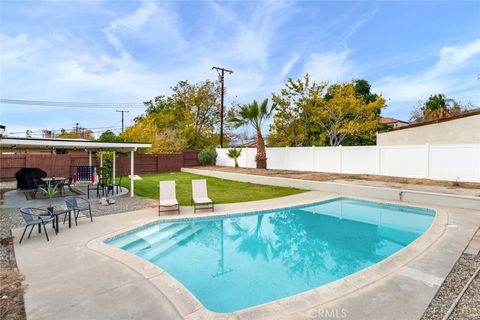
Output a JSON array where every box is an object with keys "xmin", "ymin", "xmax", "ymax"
[{"xmin": 86, "ymin": 195, "xmax": 447, "ymax": 319}]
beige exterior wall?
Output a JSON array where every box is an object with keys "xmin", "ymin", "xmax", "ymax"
[{"xmin": 377, "ymin": 114, "xmax": 480, "ymax": 145}]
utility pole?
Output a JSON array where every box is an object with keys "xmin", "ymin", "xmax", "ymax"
[
  {"xmin": 116, "ymin": 110, "xmax": 129, "ymax": 133},
  {"xmin": 212, "ymin": 66, "xmax": 233, "ymax": 148},
  {"xmin": 75, "ymin": 123, "xmax": 80, "ymax": 135}
]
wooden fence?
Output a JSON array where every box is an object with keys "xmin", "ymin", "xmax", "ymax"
[{"xmin": 0, "ymin": 151, "xmax": 200, "ymax": 181}]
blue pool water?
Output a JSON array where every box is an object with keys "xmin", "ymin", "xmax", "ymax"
[{"xmin": 106, "ymin": 198, "xmax": 434, "ymax": 313}]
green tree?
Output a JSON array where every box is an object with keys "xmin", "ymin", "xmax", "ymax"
[
  {"xmin": 269, "ymin": 77, "xmax": 385, "ymax": 146},
  {"xmin": 314, "ymin": 83, "xmax": 385, "ymax": 146},
  {"xmin": 353, "ymin": 79, "xmax": 380, "ymax": 105},
  {"xmin": 137, "ymin": 80, "xmax": 222, "ymax": 150},
  {"xmin": 269, "ymin": 74, "xmax": 327, "ymax": 147},
  {"xmin": 120, "ymin": 116, "xmax": 187, "ymax": 153},
  {"xmin": 409, "ymin": 94, "xmax": 468, "ymax": 123},
  {"xmin": 97, "ymin": 130, "xmax": 120, "ymax": 142},
  {"xmin": 229, "ymin": 99, "xmax": 276, "ymax": 169}
]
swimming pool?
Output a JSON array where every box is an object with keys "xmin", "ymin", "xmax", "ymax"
[{"xmin": 106, "ymin": 198, "xmax": 435, "ymax": 313}]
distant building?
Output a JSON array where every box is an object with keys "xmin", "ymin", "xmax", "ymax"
[
  {"xmin": 377, "ymin": 110, "xmax": 480, "ymax": 145},
  {"xmin": 229, "ymin": 139, "xmax": 258, "ymax": 148},
  {"xmin": 42, "ymin": 130, "xmax": 54, "ymax": 138},
  {"xmin": 380, "ymin": 117, "xmax": 409, "ymax": 129}
]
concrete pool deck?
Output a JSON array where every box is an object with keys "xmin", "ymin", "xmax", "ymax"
[{"xmin": 12, "ymin": 191, "xmax": 480, "ymax": 320}]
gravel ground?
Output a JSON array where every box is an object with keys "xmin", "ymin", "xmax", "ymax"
[{"xmin": 421, "ymin": 253, "xmax": 480, "ymax": 320}]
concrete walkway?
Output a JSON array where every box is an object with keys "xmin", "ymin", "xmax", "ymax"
[{"xmin": 12, "ymin": 191, "xmax": 480, "ymax": 320}]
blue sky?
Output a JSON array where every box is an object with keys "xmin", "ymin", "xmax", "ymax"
[{"xmin": 1, "ymin": 0, "xmax": 479, "ymax": 137}]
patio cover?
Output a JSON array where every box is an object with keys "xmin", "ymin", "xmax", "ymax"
[{"xmin": 0, "ymin": 137, "xmax": 152, "ymax": 197}]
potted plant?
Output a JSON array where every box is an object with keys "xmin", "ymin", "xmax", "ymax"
[
  {"xmin": 227, "ymin": 148, "xmax": 242, "ymax": 167},
  {"xmin": 40, "ymin": 182, "xmax": 58, "ymax": 213}
]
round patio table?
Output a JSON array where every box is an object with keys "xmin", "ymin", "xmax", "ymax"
[{"xmin": 42, "ymin": 177, "xmax": 66, "ymax": 182}]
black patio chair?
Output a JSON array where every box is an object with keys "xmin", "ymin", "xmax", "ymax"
[
  {"xmin": 106, "ymin": 176, "xmax": 120, "ymax": 196},
  {"xmin": 114, "ymin": 176, "xmax": 123, "ymax": 194},
  {"xmin": 60, "ymin": 177, "xmax": 74, "ymax": 194},
  {"xmin": 32, "ymin": 178, "xmax": 47, "ymax": 199},
  {"xmin": 64, "ymin": 196, "xmax": 93, "ymax": 226},
  {"xmin": 95, "ymin": 178, "xmax": 108, "ymax": 198},
  {"xmin": 19, "ymin": 208, "xmax": 55, "ymax": 243}
]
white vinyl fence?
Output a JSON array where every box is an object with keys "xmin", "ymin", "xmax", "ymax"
[{"xmin": 216, "ymin": 144, "xmax": 480, "ymax": 182}]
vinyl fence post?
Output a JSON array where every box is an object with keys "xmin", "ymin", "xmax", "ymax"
[
  {"xmin": 377, "ymin": 145, "xmax": 382, "ymax": 175},
  {"xmin": 244, "ymin": 147, "xmax": 248, "ymax": 167},
  {"xmin": 285, "ymin": 146, "xmax": 289, "ymax": 170},
  {"xmin": 425, "ymin": 143, "xmax": 430, "ymax": 179},
  {"xmin": 312, "ymin": 145, "xmax": 315, "ymax": 171},
  {"xmin": 339, "ymin": 145, "xmax": 343, "ymax": 173}
]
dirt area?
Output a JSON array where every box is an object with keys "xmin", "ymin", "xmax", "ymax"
[
  {"xmin": 0, "ymin": 269, "xmax": 26, "ymax": 320},
  {"xmin": 0, "ymin": 237, "xmax": 26, "ymax": 320},
  {"xmin": 202, "ymin": 166, "xmax": 480, "ymax": 197},
  {"xmin": 1, "ymin": 182, "xmax": 26, "ymax": 319}
]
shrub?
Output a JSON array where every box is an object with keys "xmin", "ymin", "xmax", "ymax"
[{"xmin": 198, "ymin": 146, "xmax": 217, "ymax": 165}]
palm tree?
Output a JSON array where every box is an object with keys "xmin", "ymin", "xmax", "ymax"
[
  {"xmin": 227, "ymin": 148, "xmax": 242, "ymax": 167},
  {"xmin": 229, "ymin": 99, "xmax": 275, "ymax": 169}
]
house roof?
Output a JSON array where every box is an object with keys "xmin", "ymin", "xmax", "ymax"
[
  {"xmin": 0, "ymin": 137, "xmax": 151, "ymax": 152},
  {"xmin": 380, "ymin": 117, "xmax": 409, "ymax": 124}
]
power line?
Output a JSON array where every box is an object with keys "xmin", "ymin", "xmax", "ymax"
[{"xmin": 0, "ymin": 99, "xmax": 145, "ymax": 108}]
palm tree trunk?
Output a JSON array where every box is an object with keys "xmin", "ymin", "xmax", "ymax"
[{"xmin": 255, "ymin": 130, "xmax": 267, "ymax": 169}]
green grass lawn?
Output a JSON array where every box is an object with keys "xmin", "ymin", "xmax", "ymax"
[{"xmin": 120, "ymin": 172, "xmax": 305, "ymax": 205}]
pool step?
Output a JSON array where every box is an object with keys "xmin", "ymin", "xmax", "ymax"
[
  {"xmin": 109, "ymin": 223, "xmax": 177, "ymax": 248},
  {"xmin": 119, "ymin": 224, "xmax": 190, "ymax": 253},
  {"xmin": 139, "ymin": 224, "xmax": 207, "ymax": 262}
]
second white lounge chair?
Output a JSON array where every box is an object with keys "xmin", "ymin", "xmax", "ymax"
[
  {"xmin": 191, "ymin": 179, "xmax": 214, "ymax": 213},
  {"xmin": 159, "ymin": 180, "xmax": 180, "ymax": 215}
]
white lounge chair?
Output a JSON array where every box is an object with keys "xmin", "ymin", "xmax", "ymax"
[
  {"xmin": 159, "ymin": 180, "xmax": 180, "ymax": 215},
  {"xmin": 191, "ymin": 179, "xmax": 214, "ymax": 213}
]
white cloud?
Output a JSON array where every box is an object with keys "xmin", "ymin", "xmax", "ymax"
[
  {"xmin": 303, "ymin": 48, "xmax": 358, "ymax": 83},
  {"xmin": 0, "ymin": 33, "xmax": 51, "ymax": 63},
  {"xmin": 103, "ymin": 1, "xmax": 158, "ymax": 59},
  {"xmin": 374, "ymin": 39, "xmax": 480, "ymax": 104},
  {"xmin": 279, "ymin": 54, "xmax": 300, "ymax": 79},
  {"xmin": 430, "ymin": 39, "xmax": 480, "ymax": 77}
]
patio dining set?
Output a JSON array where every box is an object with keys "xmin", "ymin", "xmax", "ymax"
[
  {"xmin": 19, "ymin": 196, "xmax": 93, "ymax": 244},
  {"xmin": 32, "ymin": 175, "xmax": 123, "ymax": 199}
]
